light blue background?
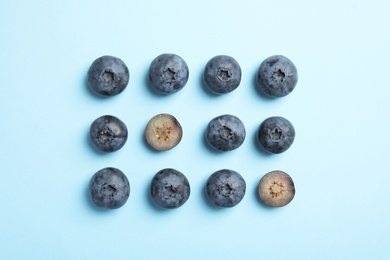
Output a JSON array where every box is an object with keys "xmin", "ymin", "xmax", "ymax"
[{"xmin": 1, "ymin": 0, "xmax": 389, "ymax": 259}]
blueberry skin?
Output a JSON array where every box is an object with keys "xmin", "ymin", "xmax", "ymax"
[
  {"xmin": 206, "ymin": 169, "xmax": 246, "ymax": 208},
  {"xmin": 148, "ymin": 53, "xmax": 189, "ymax": 94},
  {"xmin": 203, "ymin": 55, "xmax": 241, "ymax": 94},
  {"xmin": 257, "ymin": 116, "xmax": 295, "ymax": 154},
  {"xmin": 89, "ymin": 167, "xmax": 130, "ymax": 209},
  {"xmin": 256, "ymin": 55, "xmax": 298, "ymax": 97},
  {"xmin": 90, "ymin": 115, "xmax": 128, "ymax": 153},
  {"xmin": 150, "ymin": 168, "xmax": 190, "ymax": 209},
  {"xmin": 206, "ymin": 114, "xmax": 246, "ymax": 152},
  {"xmin": 88, "ymin": 55, "xmax": 129, "ymax": 96}
]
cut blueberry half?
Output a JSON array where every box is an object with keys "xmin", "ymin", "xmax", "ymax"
[
  {"xmin": 257, "ymin": 116, "xmax": 295, "ymax": 154},
  {"xmin": 88, "ymin": 55, "xmax": 129, "ymax": 96},
  {"xmin": 203, "ymin": 55, "xmax": 242, "ymax": 94},
  {"xmin": 150, "ymin": 168, "xmax": 190, "ymax": 209},
  {"xmin": 90, "ymin": 115, "xmax": 128, "ymax": 153},
  {"xmin": 144, "ymin": 113, "xmax": 183, "ymax": 151},
  {"xmin": 89, "ymin": 167, "xmax": 130, "ymax": 209},
  {"xmin": 256, "ymin": 55, "xmax": 298, "ymax": 97},
  {"xmin": 206, "ymin": 114, "xmax": 246, "ymax": 152},
  {"xmin": 148, "ymin": 53, "xmax": 189, "ymax": 94},
  {"xmin": 258, "ymin": 170, "xmax": 295, "ymax": 207},
  {"xmin": 206, "ymin": 169, "xmax": 246, "ymax": 208}
]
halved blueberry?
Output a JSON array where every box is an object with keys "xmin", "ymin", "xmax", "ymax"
[
  {"xmin": 144, "ymin": 113, "xmax": 183, "ymax": 151},
  {"xmin": 258, "ymin": 170, "xmax": 295, "ymax": 207}
]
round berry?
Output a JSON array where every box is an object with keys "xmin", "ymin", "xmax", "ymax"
[
  {"xmin": 89, "ymin": 167, "xmax": 130, "ymax": 209},
  {"xmin": 256, "ymin": 55, "xmax": 298, "ymax": 97},
  {"xmin": 88, "ymin": 55, "xmax": 129, "ymax": 96},
  {"xmin": 90, "ymin": 115, "xmax": 128, "ymax": 153}
]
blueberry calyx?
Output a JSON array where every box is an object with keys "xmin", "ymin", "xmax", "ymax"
[
  {"xmin": 163, "ymin": 67, "xmax": 176, "ymax": 83},
  {"xmin": 217, "ymin": 68, "xmax": 232, "ymax": 82}
]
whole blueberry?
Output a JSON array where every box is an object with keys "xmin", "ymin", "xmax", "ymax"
[
  {"xmin": 150, "ymin": 168, "xmax": 190, "ymax": 209},
  {"xmin": 257, "ymin": 116, "xmax": 295, "ymax": 154},
  {"xmin": 206, "ymin": 114, "xmax": 246, "ymax": 152},
  {"xmin": 148, "ymin": 53, "xmax": 189, "ymax": 94},
  {"xmin": 89, "ymin": 167, "xmax": 130, "ymax": 209},
  {"xmin": 203, "ymin": 55, "xmax": 241, "ymax": 94},
  {"xmin": 88, "ymin": 55, "xmax": 129, "ymax": 96},
  {"xmin": 90, "ymin": 115, "xmax": 128, "ymax": 153},
  {"xmin": 206, "ymin": 169, "xmax": 246, "ymax": 208},
  {"xmin": 256, "ymin": 55, "xmax": 298, "ymax": 97}
]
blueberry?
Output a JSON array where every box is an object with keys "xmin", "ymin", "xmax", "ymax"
[
  {"xmin": 90, "ymin": 115, "xmax": 128, "ymax": 153},
  {"xmin": 148, "ymin": 53, "xmax": 189, "ymax": 94},
  {"xmin": 256, "ymin": 55, "xmax": 298, "ymax": 97},
  {"xmin": 150, "ymin": 168, "xmax": 190, "ymax": 209},
  {"xmin": 89, "ymin": 167, "xmax": 130, "ymax": 209},
  {"xmin": 258, "ymin": 170, "xmax": 295, "ymax": 207},
  {"xmin": 205, "ymin": 114, "xmax": 246, "ymax": 152},
  {"xmin": 144, "ymin": 113, "xmax": 183, "ymax": 151},
  {"xmin": 203, "ymin": 55, "xmax": 241, "ymax": 94},
  {"xmin": 88, "ymin": 55, "xmax": 129, "ymax": 96},
  {"xmin": 257, "ymin": 116, "xmax": 295, "ymax": 154},
  {"xmin": 206, "ymin": 169, "xmax": 246, "ymax": 208}
]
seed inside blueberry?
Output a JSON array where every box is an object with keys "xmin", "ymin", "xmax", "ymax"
[
  {"xmin": 206, "ymin": 169, "xmax": 246, "ymax": 208},
  {"xmin": 150, "ymin": 168, "xmax": 190, "ymax": 209},
  {"xmin": 90, "ymin": 115, "xmax": 128, "ymax": 153},
  {"xmin": 89, "ymin": 167, "xmax": 130, "ymax": 209},
  {"xmin": 148, "ymin": 53, "xmax": 189, "ymax": 94},
  {"xmin": 256, "ymin": 55, "xmax": 298, "ymax": 97},
  {"xmin": 257, "ymin": 116, "xmax": 295, "ymax": 154},
  {"xmin": 144, "ymin": 113, "xmax": 183, "ymax": 151},
  {"xmin": 203, "ymin": 55, "xmax": 241, "ymax": 94},
  {"xmin": 88, "ymin": 55, "xmax": 129, "ymax": 96},
  {"xmin": 258, "ymin": 170, "xmax": 295, "ymax": 207},
  {"xmin": 206, "ymin": 114, "xmax": 246, "ymax": 152}
]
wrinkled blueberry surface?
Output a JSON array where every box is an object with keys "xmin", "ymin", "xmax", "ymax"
[{"xmin": 89, "ymin": 167, "xmax": 130, "ymax": 209}]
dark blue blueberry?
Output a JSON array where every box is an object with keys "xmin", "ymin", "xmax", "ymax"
[
  {"xmin": 150, "ymin": 168, "xmax": 190, "ymax": 209},
  {"xmin": 257, "ymin": 116, "xmax": 295, "ymax": 154},
  {"xmin": 206, "ymin": 114, "xmax": 246, "ymax": 152},
  {"xmin": 90, "ymin": 115, "xmax": 128, "ymax": 153},
  {"xmin": 88, "ymin": 55, "xmax": 129, "ymax": 96},
  {"xmin": 148, "ymin": 53, "xmax": 189, "ymax": 94},
  {"xmin": 206, "ymin": 169, "xmax": 246, "ymax": 208},
  {"xmin": 203, "ymin": 55, "xmax": 241, "ymax": 94},
  {"xmin": 89, "ymin": 167, "xmax": 130, "ymax": 209},
  {"xmin": 256, "ymin": 55, "xmax": 298, "ymax": 97}
]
